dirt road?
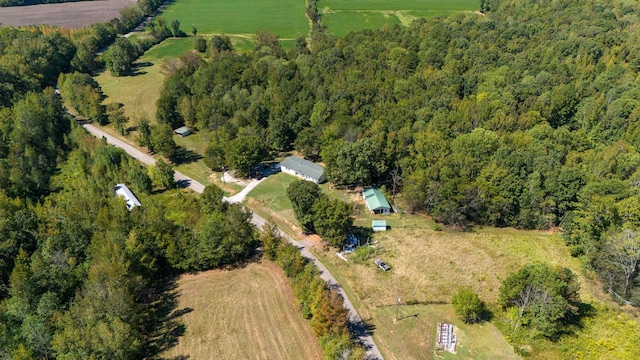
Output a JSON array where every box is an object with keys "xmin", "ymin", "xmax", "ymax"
[{"xmin": 81, "ymin": 122, "xmax": 383, "ymax": 359}]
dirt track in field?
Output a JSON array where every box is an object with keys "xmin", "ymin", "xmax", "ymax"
[{"xmin": 0, "ymin": 0, "xmax": 136, "ymax": 29}]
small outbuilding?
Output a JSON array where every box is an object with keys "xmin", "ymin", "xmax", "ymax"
[
  {"xmin": 280, "ymin": 156, "xmax": 326, "ymax": 184},
  {"xmin": 115, "ymin": 184, "xmax": 141, "ymax": 211},
  {"xmin": 173, "ymin": 126, "xmax": 192, "ymax": 137},
  {"xmin": 363, "ymin": 188, "xmax": 392, "ymax": 215},
  {"xmin": 372, "ymin": 220, "xmax": 387, "ymax": 232}
]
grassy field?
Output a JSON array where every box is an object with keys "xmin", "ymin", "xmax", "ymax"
[
  {"xmin": 243, "ymin": 172, "xmax": 627, "ymax": 358},
  {"xmin": 162, "ymin": 261, "xmax": 323, "ymax": 360},
  {"xmin": 320, "ymin": 0, "xmax": 479, "ymax": 36},
  {"xmin": 373, "ymin": 304, "xmax": 519, "ymax": 360},
  {"xmin": 161, "ymin": 0, "xmax": 308, "ymax": 39},
  {"xmin": 246, "ymin": 172, "xmax": 302, "ymax": 236},
  {"xmin": 96, "ymin": 37, "xmax": 194, "ymax": 121}
]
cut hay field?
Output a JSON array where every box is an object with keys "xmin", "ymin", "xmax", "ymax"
[
  {"xmin": 0, "ymin": 0, "xmax": 136, "ymax": 28},
  {"xmin": 320, "ymin": 0, "xmax": 479, "ymax": 36},
  {"xmin": 160, "ymin": 0, "xmax": 308, "ymax": 39},
  {"xmin": 162, "ymin": 261, "xmax": 323, "ymax": 360}
]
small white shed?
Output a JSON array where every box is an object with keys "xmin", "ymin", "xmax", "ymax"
[{"xmin": 372, "ymin": 220, "xmax": 387, "ymax": 232}]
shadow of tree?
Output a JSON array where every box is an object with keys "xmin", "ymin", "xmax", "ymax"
[
  {"xmin": 129, "ymin": 61, "xmax": 154, "ymax": 76},
  {"xmin": 349, "ymin": 317, "xmax": 377, "ymax": 345},
  {"xmin": 141, "ymin": 276, "xmax": 193, "ymax": 359},
  {"xmin": 173, "ymin": 146, "xmax": 202, "ymax": 165},
  {"xmin": 351, "ymin": 225, "xmax": 374, "ymax": 245},
  {"xmin": 175, "ymin": 179, "xmax": 192, "ymax": 189}
]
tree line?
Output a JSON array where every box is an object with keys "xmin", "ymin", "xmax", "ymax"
[
  {"xmin": 261, "ymin": 224, "xmax": 365, "ymax": 359},
  {"xmin": 287, "ymin": 179, "xmax": 353, "ymax": 247}
]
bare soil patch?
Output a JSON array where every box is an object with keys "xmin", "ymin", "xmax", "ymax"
[{"xmin": 0, "ymin": 0, "xmax": 136, "ymax": 28}]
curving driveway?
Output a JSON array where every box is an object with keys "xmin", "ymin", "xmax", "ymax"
[{"xmin": 81, "ymin": 122, "xmax": 383, "ymax": 360}]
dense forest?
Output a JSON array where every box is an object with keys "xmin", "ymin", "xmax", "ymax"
[{"xmin": 152, "ymin": 0, "xmax": 640, "ymax": 306}]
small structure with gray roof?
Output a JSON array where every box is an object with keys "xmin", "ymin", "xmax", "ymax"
[
  {"xmin": 363, "ymin": 188, "xmax": 391, "ymax": 215},
  {"xmin": 173, "ymin": 126, "xmax": 192, "ymax": 137},
  {"xmin": 280, "ymin": 156, "xmax": 326, "ymax": 183}
]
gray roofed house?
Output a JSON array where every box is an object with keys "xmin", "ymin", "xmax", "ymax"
[
  {"xmin": 115, "ymin": 184, "xmax": 141, "ymax": 211},
  {"xmin": 363, "ymin": 188, "xmax": 391, "ymax": 215},
  {"xmin": 280, "ymin": 156, "xmax": 326, "ymax": 183}
]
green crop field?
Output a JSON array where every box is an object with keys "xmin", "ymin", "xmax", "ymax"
[
  {"xmin": 320, "ymin": 0, "xmax": 479, "ymax": 36},
  {"xmin": 160, "ymin": 0, "xmax": 309, "ymax": 39}
]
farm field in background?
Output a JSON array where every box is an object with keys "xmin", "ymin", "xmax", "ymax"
[
  {"xmin": 162, "ymin": 261, "xmax": 323, "ymax": 360},
  {"xmin": 320, "ymin": 0, "xmax": 479, "ymax": 36},
  {"xmin": 160, "ymin": 0, "xmax": 308, "ymax": 39},
  {"xmin": 0, "ymin": 0, "xmax": 136, "ymax": 28}
]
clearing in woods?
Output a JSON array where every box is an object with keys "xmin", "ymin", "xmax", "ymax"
[
  {"xmin": 162, "ymin": 261, "xmax": 323, "ymax": 360},
  {"xmin": 95, "ymin": 37, "xmax": 194, "ymax": 121},
  {"xmin": 320, "ymin": 0, "xmax": 479, "ymax": 36}
]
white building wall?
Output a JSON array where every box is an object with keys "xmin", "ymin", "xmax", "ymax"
[{"xmin": 281, "ymin": 166, "xmax": 320, "ymax": 184}]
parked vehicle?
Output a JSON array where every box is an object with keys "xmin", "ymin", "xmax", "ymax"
[{"xmin": 374, "ymin": 258, "xmax": 391, "ymax": 271}]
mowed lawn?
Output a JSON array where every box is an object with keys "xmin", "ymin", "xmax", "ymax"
[
  {"xmin": 246, "ymin": 172, "xmax": 302, "ymax": 237},
  {"xmin": 162, "ymin": 261, "xmax": 323, "ymax": 360},
  {"xmin": 319, "ymin": 225, "xmax": 608, "ymax": 308},
  {"xmin": 373, "ymin": 304, "xmax": 519, "ymax": 360},
  {"xmin": 161, "ymin": 0, "xmax": 309, "ymax": 39},
  {"xmin": 320, "ymin": 0, "xmax": 479, "ymax": 36}
]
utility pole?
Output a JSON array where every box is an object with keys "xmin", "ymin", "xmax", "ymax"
[{"xmin": 396, "ymin": 295, "xmax": 401, "ymax": 321}]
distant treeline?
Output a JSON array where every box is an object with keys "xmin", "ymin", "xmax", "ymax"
[{"xmin": 0, "ymin": 0, "xmax": 90, "ymax": 7}]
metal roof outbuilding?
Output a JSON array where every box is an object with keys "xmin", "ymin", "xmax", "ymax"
[{"xmin": 363, "ymin": 188, "xmax": 391, "ymax": 214}]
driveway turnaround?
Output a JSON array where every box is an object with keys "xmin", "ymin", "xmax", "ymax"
[{"xmin": 81, "ymin": 121, "xmax": 383, "ymax": 360}]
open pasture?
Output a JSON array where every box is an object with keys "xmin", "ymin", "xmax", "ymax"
[
  {"xmin": 320, "ymin": 0, "xmax": 479, "ymax": 36},
  {"xmin": 0, "ymin": 0, "xmax": 136, "ymax": 28},
  {"xmin": 160, "ymin": 0, "xmax": 309, "ymax": 39},
  {"xmin": 162, "ymin": 261, "xmax": 323, "ymax": 360},
  {"xmin": 95, "ymin": 37, "xmax": 194, "ymax": 121},
  {"xmin": 373, "ymin": 304, "xmax": 519, "ymax": 360}
]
